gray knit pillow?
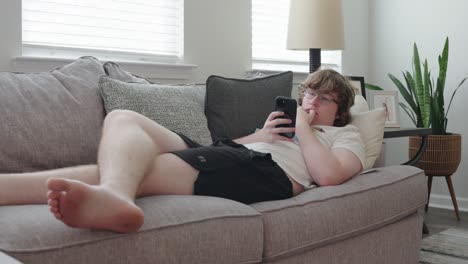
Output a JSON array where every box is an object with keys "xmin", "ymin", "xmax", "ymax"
[{"xmin": 99, "ymin": 76, "xmax": 212, "ymax": 145}]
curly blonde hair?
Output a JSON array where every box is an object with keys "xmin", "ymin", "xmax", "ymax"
[{"xmin": 298, "ymin": 69, "xmax": 355, "ymax": 127}]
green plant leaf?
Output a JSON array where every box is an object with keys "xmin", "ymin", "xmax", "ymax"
[
  {"xmin": 364, "ymin": 83, "xmax": 384, "ymax": 90},
  {"xmin": 421, "ymin": 60, "xmax": 431, "ymax": 127},
  {"xmin": 399, "ymin": 102, "xmax": 418, "ymax": 127},
  {"xmin": 431, "ymin": 93, "xmax": 443, "ymax": 134},
  {"xmin": 433, "ymin": 79, "xmax": 444, "ymax": 126},
  {"xmin": 389, "ymin": 73, "xmax": 417, "ymax": 112},
  {"xmin": 413, "ymin": 43, "xmax": 424, "ymax": 109},
  {"xmin": 431, "ymin": 37, "xmax": 449, "ymax": 134},
  {"xmin": 402, "ymin": 72, "xmax": 423, "ymax": 127},
  {"xmin": 445, "ymin": 77, "xmax": 467, "ymax": 131},
  {"xmin": 404, "ymin": 71, "xmax": 415, "ymax": 101},
  {"xmin": 438, "ymin": 37, "xmax": 449, "ymax": 95}
]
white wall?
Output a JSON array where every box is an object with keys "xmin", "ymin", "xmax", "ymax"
[
  {"xmin": 369, "ymin": 0, "xmax": 468, "ymax": 212},
  {"xmin": 184, "ymin": 0, "xmax": 251, "ymax": 83},
  {"xmin": 0, "ymin": 0, "xmax": 21, "ymax": 71},
  {"xmin": 342, "ymin": 0, "xmax": 369, "ymax": 77}
]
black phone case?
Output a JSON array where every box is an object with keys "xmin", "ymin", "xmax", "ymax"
[{"xmin": 274, "ymin": 96, "xmax": 297, "ymax": 138}]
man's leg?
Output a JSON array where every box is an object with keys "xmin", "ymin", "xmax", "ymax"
[
  {"xmin": 46, "ymin": 110, "xmax": 199, "ymax": 233},
  {"xmin": 46, "ymin": 154, "xmax": 199, "ymax": 233},
  {"xmin": 0, "ymin": 165, "xmax": 98, "ymax": 205},
  {"xmin": 0, "ymin": 110, "xmax": 191, "ymax": 206}
]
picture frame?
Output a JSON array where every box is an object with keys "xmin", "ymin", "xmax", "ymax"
[
  {"xmin": 347, "ymin": 76, "xmax": 366, "ymax": 99},
  {"xmin": 367, "ymin": 90, "xmax": 400, "ymax": 127}
]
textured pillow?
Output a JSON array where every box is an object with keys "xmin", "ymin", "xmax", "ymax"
[
  {"xmin": 99, "ymin": 76, "xmax": 212, "ymax": 145},
  {"xmin": 103, "ymin": 61, "xmax": 151, "ymax": 84},
  {"xmin": 350, "ymin": 107, "xmax": 386, "ymax": 170},
  {"xmin": 0, "ymin": 56, "xmax": 105, "ymax": 172},
  {"xmin": 205, "ymin": 71, "xmax": 293, "ymax": 141}
]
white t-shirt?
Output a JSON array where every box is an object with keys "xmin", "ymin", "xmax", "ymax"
[{"xmin": 244, "ymin": 125, "xmax": 365, "ymax": 189}]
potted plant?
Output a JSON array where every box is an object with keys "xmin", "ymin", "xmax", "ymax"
[{"xmin": 366, "ymin": 37, "xmax": 466, "ymax": 220}]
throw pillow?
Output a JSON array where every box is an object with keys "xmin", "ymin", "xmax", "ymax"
[
  {"xmin": 205, "ymin": 71, "xmax": 293, "ymax": 141},
  {"xmin": 0, "ymin": 56, "xmax": 105, "ymax": 172},
  {"xmin": 350, "ymin": 107, "xmax": 386, "ymax": 170},
  {"xmin": 99, "ymin": 76, "xmax": 212, "ymax": 145},
  {"xmin": 350, "ymin": 94, "xmax": 369, "ymax": 114}
]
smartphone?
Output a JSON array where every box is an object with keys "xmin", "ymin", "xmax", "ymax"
[{"xmin": 274, "ymin": 96, "xmax": 297, "ymax": 138}]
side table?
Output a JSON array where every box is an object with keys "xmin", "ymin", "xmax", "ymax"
[
  {"xmin": 383, "ymin": 127, "xmax": 432, "ymax": 234},
  {"xmin": 383, "ymin": 127, "xmax": 432, "ymax": 166}
]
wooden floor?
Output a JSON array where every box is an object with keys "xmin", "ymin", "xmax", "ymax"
[{"xmin": 424, "ymin": 207, "xmax": 468, "ymax": 237}]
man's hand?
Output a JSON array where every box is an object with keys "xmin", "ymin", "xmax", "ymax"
[
  {"xmin": 296, "ymin": 107, "xmax": 315, "ymax": 129},
  {"xmin": 257, "ymin": 111, "xmax": 295, "ymax": 143}
]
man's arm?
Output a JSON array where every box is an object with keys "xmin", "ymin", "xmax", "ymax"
[{"xmin": 295, "ymin": 110, "xmax": 362, "ymax": 186}]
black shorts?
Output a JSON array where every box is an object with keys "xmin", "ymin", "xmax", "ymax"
[{"xmin": 171, "ymin": 134, "xmax": 293, "ymax": 204}]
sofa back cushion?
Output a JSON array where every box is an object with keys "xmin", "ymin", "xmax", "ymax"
[
  {"xmin": 99, "ymin": 76, "xmax": 212, "ymax": 145},
  {"xmin": 205, "ymin": 71, "xmax": 293, "ymax": 141},
  {"xmin": 0, "ymin": 57, "xmax": 105, "ymax": 172}
]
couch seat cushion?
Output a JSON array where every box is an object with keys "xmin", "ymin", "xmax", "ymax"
[
  {"xmin": 0, "ymin": 196, "xmax": 263, "ymax": 264},
  {"xmin": 250, "ymin": 165, "xmax": 427, "ymax": 262}
]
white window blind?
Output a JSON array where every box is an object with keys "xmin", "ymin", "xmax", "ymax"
[
  {"xmin": 252, "ymin": 0, "xmax": 341, "ymax": 72},
  {"xmin": 22, "ymin": 0, "xmax": 183, "ymax": 61}
]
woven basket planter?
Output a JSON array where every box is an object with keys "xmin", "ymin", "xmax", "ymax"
[{"xmin": 408, "ymin": 134, "xmax": 462, "ymax": 176}]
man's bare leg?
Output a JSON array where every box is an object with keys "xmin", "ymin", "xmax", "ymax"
[
  {"xmin": 46, "ymin": 110, "xmax": 197, "ymax": 233},
  {"xmin": 0, "ymin": 165, "xmax": 98, "ymax": 205},
  {"xmin": 47, "ymin": 153, "xmax": 198, "ymax": 232}
]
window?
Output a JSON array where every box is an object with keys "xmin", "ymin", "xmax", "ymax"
[
  {"xmin": 22, "ymin": 0, "xmax": 183, "ymax": 63},
  {"xmin": 251, "ymin": 0, "xmax": 341, "ymax": 72}
]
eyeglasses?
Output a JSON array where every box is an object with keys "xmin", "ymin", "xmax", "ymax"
[{"xmin": 302, "ymin": 89, "xmax": 338, "ymax": 105}]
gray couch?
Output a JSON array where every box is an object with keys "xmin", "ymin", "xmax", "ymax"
[{"xmin": 0, "ymin": 57, "xmax": 427, "ymax": 263}]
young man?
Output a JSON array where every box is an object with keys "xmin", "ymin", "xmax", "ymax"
[{"xmin": 0, "ymin": 69, "xmax": 364, "ymax": 233}]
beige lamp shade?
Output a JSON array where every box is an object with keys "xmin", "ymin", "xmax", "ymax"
[{"xmin": 287, "ymin": 0, "xmax": 345, "ymax": 51}]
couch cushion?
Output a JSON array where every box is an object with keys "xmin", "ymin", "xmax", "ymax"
[
  {"xmin": 205, "ymin": 71, "xmax": 293, "ymax": 141},
  {"xmin": 99, "ymin": 76, "xmax": 212, "ymax": 145},
  {"xmin": 250, "ymin": 165, "xmax": 427, "ymax": 261},
  {"xmin": 0, "ymin": 56, "xmax": 105, "ymax": 172},
  {"xmin": 0, "ymin": 196, "xmax": 263, "ymax": 264}
]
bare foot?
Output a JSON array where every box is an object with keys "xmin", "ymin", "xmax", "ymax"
[{"xmin": 46, "ymin": 178, "xmax": 144, "ymax": 233}]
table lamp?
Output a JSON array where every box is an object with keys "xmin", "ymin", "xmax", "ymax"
[{"xmin": 286, "ymin": 0, "xmax": 345, "ymax": 73}]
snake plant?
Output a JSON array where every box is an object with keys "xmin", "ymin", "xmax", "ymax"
[{"xmin": 365, "ymin": 37, "xmax": 466, "ymax": 135}]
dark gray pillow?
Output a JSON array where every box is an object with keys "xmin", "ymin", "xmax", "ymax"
[
  {"xmin": 99, "ymin": 76, "xmax": 212, "ymax": 145},
  {"xmin": 205, "ymin": 71, "xmax": 293, "ymax": 141}
]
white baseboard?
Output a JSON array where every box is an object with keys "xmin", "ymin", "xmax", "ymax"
[{"xmin": 428, "ymin": 194, "xmax": 468, "ymax": 212}]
